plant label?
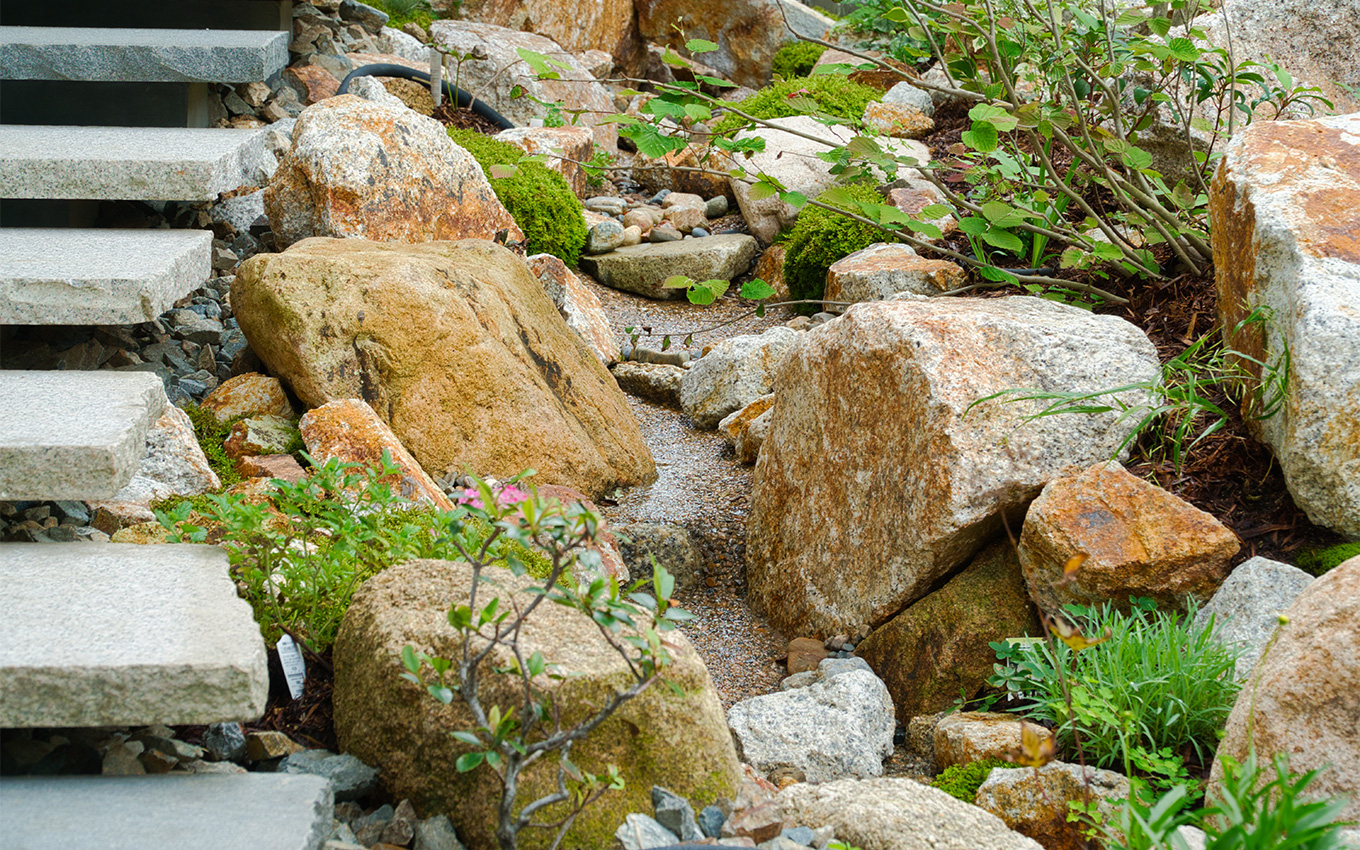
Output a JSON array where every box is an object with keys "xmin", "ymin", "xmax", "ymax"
[{"xmin": 277, "ymin": 634, "xmax": 306, "ymax": 700}]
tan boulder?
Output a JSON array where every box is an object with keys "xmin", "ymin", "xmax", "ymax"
[
  {"xmin": 264, "ymin": 95, "xmax": 521, "ymax": 248},
  {"xmin": 824, "ymin": 242, "xmax": 965, "ymax": 311},
  {"xmin": 1209, "ymin": 555, "xmax": 1360, "ymax": 821},
  {"xmin": 934, "ymin": 712, "xmax": 1042, "ymax": 771},
  {"xmin": 857, "ymin": 542, "xmax": 1040, "ymax": 720},
  {"xmin": 719, "ymin": 394, "xmax": 775, "ymax": 465},
  {"xmin": 747, "ymin": 296, "xmax": 1159, "ymax": 635},
  {"xmin": 299, "ymin": 399, "xmax": 452, "ymax": 511},
  {"xmin": 975, "ymin": 762, "xmax": 1130, "ymax": 850},
  {"xmin": 495, "ymin": 126, "xmax": 595, "ymax": 198},
  {"xmin": 527, "ymin": 254, "xmax": 619, "ymax": 366},
  {"xmin": 633, "ymin": 143, "xmax": 736, "ymax": 202},
  {"xmin": 232, "ymin": 238, "xmax": 655, "ymax": 500},
  {"xmin": 333, "ymin": 559, "xmax": 741, "ymax": 850},
  {"xmin": 282, "ymin": 65, "xmax": 339, "ymax": 104},
  {"xmin": 752, "ymin": 244, "xmax": 791, "ymax": 301},
  {"xmin": 863, "ymin": 101, "xmax": 935, "ymax": 138},
  {"xmin": 200, "ymin": 373, "xmax": 295, "ymax": 424},
  {"xmin": 235, "ymin": 454, "xmax": 306, "ymax": 483},
  {"xmin": 1018, "ymin": 462, "xmax": 1239, "ymax": 615},
  {"xmin": 453, "ymin": 0, "xmax": 641, "ymax": 70},
  {"xmin": 222, "ymin": 415, "xmax": 298, "ymax": 460}
]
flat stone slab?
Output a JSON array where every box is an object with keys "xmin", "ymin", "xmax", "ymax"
[
  {"xmin": 578, "ymin": 234, "xmax": 760, "ymax": 299},
  {"xmin": 0, "ymin": 27, "xmax": 289, "ymax": 83},
  {"xmin": 0, "ymin": 125, "xmax": 266, "ymax": 201},
  {"xmin": 0, "ymin": 543, "xmax": 269, "ymax": 727},
  {"xmin": 0, "ymin": 774, "xmax": 332, "ymax": 850},
  {"xmin": 0, "ymin": 370, "xmax": 167, "ymax": 501},
  {"xmin": 0, "ymin": 228, "xmax": 211, "ymax": 325}
]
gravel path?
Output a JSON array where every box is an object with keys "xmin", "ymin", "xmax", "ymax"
[{"xmin": 585, "ymin": 272, "xmax": 797, "ymax": 709}]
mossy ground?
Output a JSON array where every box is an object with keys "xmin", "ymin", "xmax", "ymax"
[
  {"xmin": 712, "ymin": 73, "xmax": 882, "ymax": 135},
  {"xmin": 782, "ymin": 182, "xmax": 887, "ymax": 311},
  {"xmin": 447, "ymin": 128, "xmax": 588, "ymax": 266},
  {"xmin": 772, "ymin": 42, "xmax": 828, "ymax": 79},
  {"xmin": 931, "ymin": 757, "xmax": 1010, "ymax": 803},
  {"xmin": 1295, "ymin": 542, "xmax": 1360, "ymax": 576}
]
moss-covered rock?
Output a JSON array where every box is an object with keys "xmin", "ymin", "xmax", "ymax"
[
  {"xmin": 333, "ymin": 558, "xmax": 741, "ymax": 850},
  {"xmin": 1296, "ymin": 542, "xmax": 1360, "ymax": 576},
  {"xmin": 783, "ymin": 182, "xmax": 887, "ymax": 310},
  {"xmin": 712, "ymin": 74, "xmax": 882, "ymax": 135},
  {"xmin": 448, "ymin": 128, "xmax": 588, "ymax": 266},
  {"xmin": 932, "ymin": 758, "xmax": 1010, "ymax": 803},
  {"xmin": 772, "ymin": 42, "xmax": 828, "ymax": 79}
]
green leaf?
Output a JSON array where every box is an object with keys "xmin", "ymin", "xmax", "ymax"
[
  {"xmin": 683, "ymin": 103, "xmax": 713, "ymax": 122},
  {"xmin": 921, "ymin": 203, "xmax": 953, "ymax": 219},
  {"xmin": 883, "ymin": 6, "xmax": 913, "ymax": 22},
  {"xmin": 1149, "ymin": 16, "xmax": 1172, "ymax": 37},
  {"xmin": 747, "ymin": 182, "xmax": 778, "ymax": 201},
  {"xmin": 1166, "ymin": 37, "xmax": 1199, "ymax": 63},
  {"xmin": 697, "ymin": 74, "xmax": 736, "ymax": 88},
  {"xmin": 967, "ymin": 103, "xmax": 1019, "ymax": 131},
  {"xmin": 741, "ymin": 279, "xmax": 776, "ymax": 300},
  {"xmin": 655, "ymin": 562, "xmax": 675, "ymax": 601},
  {"xmin": 778, "ymin": 190, "xmax": 808, "ymax": 209},
  {"xmin": 1122, "ymin": 146, "xmax": 1154, "ymax": 170},
  {"xmin": 662, "ymin": 274, "xmax": 694, "ymax": 289},
  {"xmin": 488, "ymin": 163, "xmax": 518, "ymax": 180},
  {"xmin": 981, "ymin": 200, "xmax": 1015, "ymax": 223},
  {"xmin": 451, "ymin": 730, "xmax": 482, "ymax": 746},
  {"xmin": 904, "ymin": 219, "xmax": 943, "ymax": 239},
  {"xmin": 957, "ymin": 216, "xmax": 990, "ymax": 236},
  {"xmin": 456, "ymin": 752, "xmax": 485, "ymax": 772},
  {"xmin": 686, "ymin": 38, "xmax": 719, "ymax": 53},
  {"xmin": 401, "ymin": 645, "xmax": 420, "ymax": 675},
  {"xmin": 661, "ymin": 47, "xmax": 688, "ymax": 68},
  {"xmin": 962, "ymin": 123, "xmax": 999, "ymax": 153},
  {"xmin": 686, "ymin": 279, "xmax": 729, "ymax": 305},
  {"xmin": 981, "ymin": 228, "xmax": 1024, "ymax": 252}
]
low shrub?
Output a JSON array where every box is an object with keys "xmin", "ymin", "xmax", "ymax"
[
  {"xmin": 932, "ymin": 757, "xmax": 1010, "ymax": 803},
  {"xmin": 447, "ymin": 128, "xmax": 588, "ymax": 266},
  {"xmin": 1295, "ymin": 542, "xmax": 1360, "ymax": 577},
  {"xmin": 782, "ymin": 182, "xmax": 886, "ymax": 310},
  {"xmin": 772, "ymin": 42, "xmax": 828, "ymax": 79},
  {"xmin": 712, "ymin": 73, "xmax": 882, "ymax": 135}
]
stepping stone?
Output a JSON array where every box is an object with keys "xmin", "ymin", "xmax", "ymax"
[
  {"xmin": 578, "ymin": 234, "xmax": 760, "ymax": 300},
  {"xmin": 0, "ymin": 125, "xmax": 266, "ymax": 201},
  {"xmin": 0, "ymin": 370, "xmax": 167, "ymax": 501},
  {"xmin": 0, "ymin": 774, "xmax": 333, "ymax": 850},
  {"xmin": 0, "ymin": 543, "xmax": 269, "ymax": 727},
  {"xmin": 0, "ymin": 228, "xmax": 211, "ymax": 325},
  {"xmin": 0, "ymin": 27, "xmax": 289, "ymax": 83}
]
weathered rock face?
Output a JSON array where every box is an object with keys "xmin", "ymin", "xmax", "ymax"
[
  {"xmin": 681, "ymin": 328, "xmax": 799, "ymax": 429},
  {"xmin": 858, "ymin": 542, "xmax": 1040, "ymax": 720},
  {"xmin": 613, "ymin": 521, "xmax": 704, "ymax": 591},
  {"xmin": 105, "ymin": 406, "xmax": 220, "ymax": 507},
  {"xmin": 824, "ymin": 242, "xmax": 965, "ymax": 310},
  {"xmin": 527, "ymin": 254, "xmax": 620, "ymax": 366},
  {"xmin": 772, "ymin": 777, "xmax": 1045, "ymax": 850},
  {"xmin": 429, "ymin": 22, "xmax": 619, "ymax": 150},
  {"xmin": 635, "ymin": 0, "xmax": 832, "ymax": 88},
  {"xmin": 454, "ymin": 0, "xmax": 641, "ymax": 70},
  {"xmin": 232, "ymin": 238, "xmax": 656, "ymax": 500},
  {"xmin": 200, "ymin": 373, "xmax": 296, "ymax": 424},
  {"xmin": 1018, "ymin": 462, "xmax": 1239, "ymax": 615},
  {"xmin": 1210, "ymin": 113, "xmax": 1360, "ymax": 539},
  {"xmin": 264, "ymin": 96, "xmax": 521, "ymax": 248},
  {"xmin": 299, "ymin": 399, "xmax": 453, "ymax": 511},
  {"xmin": 727, "ymin": 658, "xmax": 895, "ymax": 784},
  {"xmin": 720, "ymin": 394, "xmax": 776, "ymax": 465},
  {"xmin": 934, "ymin": 712, "xmax": 1039, "ymax": 771},
  {"xmin": 975, "ymin": 763, "xmax": 1130, "ymax": 850},
  {"xmin": 730, "ymin": 117, "xmax": 930, "ymax": 243},
  {"xmin": 333, "ymin": 559, "xmax": 742, "ymax": 850},
  {"xmin": 1210, "ymin": 555, "xmax": 1360, "ymax": 821},
  {"xmin": 611, "ymin": 362, "xmax": 686, "ymax": 408},
  {"xmin": 578, "ymin": 234, "xmax": 759, "ymax": 300},
  {"xmin": 747, "ymin": 296, "xmax": 1159, "ymax": 635},
  {"xmin": 1192, "ymin": 556, "xmax": 1315, "ymax": 681},
  {"xmin": 495, "ymin": 126, "xmax": 595, "ymax": 198}
]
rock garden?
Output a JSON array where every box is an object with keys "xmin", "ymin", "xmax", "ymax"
[{"xmin": 1, "ymin": 0, "xmax": 1359, "ymax": 848}]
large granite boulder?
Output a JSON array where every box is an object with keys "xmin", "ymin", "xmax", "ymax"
[
  {"xmin": 824, "ymin": 243, "xmax": 965, "ymax": 310},
  {"xmin": 1210, "ymin": 113, "xmax": 1360, "ymax": 538},
  {"xmin": 1192, "ymin": 556, "xmax": 1315, "ymax": 681},
  {"xmin": 429, "ymin": 22, "xmax": 619, "ymax": 149},
  {"xmin": 857, "ymin": 542, "xmax": 1040, "ymax": 720},
  {"xmin": 1209, "ymin": 555, "xmax": 1360, "ymax": 821},
  {"xmin": 747, "ymin": 296, "xmax": 1159, "ymax": 635},
  {"xmin": 103, "ymin": 406, "xmax": 220, "ymax": 508},
  {"xmin": 527, "ymin": 254, "xmax": 620, "ymax": 366},
  {"xmin": 232, "ymin": 238, "xmax": 655, "ymax": 500},
  {"xmin": 264, "ymin": 96, "xmax": 521, "ymax": 248},
  {"xmin": 934, "ymin": 712, "xmax": 1040, "ymax": 771},
  {"xmin": 496, "ymin": 126, "xmax": 596, "ymax": 198},
  {"xmin": 454, "ymin": 0, "xmax": 641, "ymax": 71},
  {"xmin": 975, "ymin": 762, "xmax": 1130, "ymax": 850},
  {"xmin": 1018, "ymin": 462, "xmax": 1240, "ymax": 615},
  {"xmin": 726, "ymin": 657, "xmax": 895, "ymax": 783},
  {"xmin": 680, "ymin": 327, "xmax": 799, "ymax": 429},
  {"xmin": 772, "ymin": 777, "xmax": 1044, "ymax": 850},
  {"xmin": 635, "ymin": 0, "xmax": 833, "ymax": 88},
  {"xmin": 333, "ymin": 559, "xmax": 742, "ymax": 850}
]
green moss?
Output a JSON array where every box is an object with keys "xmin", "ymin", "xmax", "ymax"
[
  {"xmin": 932, "ymin": 757, "xmax": 1010, "ymax": 803},
  {"xmin": 1296, "ymin": 543, "xmax": 1360, "ymax": 577},
  {"xmin": 783, "ymin": 182, "xmax": 886, "ymax": 311},
  {"xmin": 772, "ymin": 42, "xmax": 829, "ymax": 80},
  {"xmin": 712, "ymin": 73, "xmax": 882, "ymax": 135},
  {"xmin": 366, "ymin": 0, "xmax": 437, "ymax": 32},
  {"xmin": 447, "ymin": 128, "xmax": 588, "ymax": 266},
  {"xmin": 182, "ymin": 402, "xmax": 243, "ymax": 488}
]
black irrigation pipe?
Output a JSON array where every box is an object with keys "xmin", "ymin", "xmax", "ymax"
[{"xmin": 337, "ymin": 63, "xmax": 516, "ymax": 130}]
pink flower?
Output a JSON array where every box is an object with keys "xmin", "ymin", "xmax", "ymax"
[{"xmin": 498, "ymin": 485, "xmax": 529, "ymax": 506}]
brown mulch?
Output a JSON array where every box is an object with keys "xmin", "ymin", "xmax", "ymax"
[{"xmin": 432, "ymin": 102, "xmax": 507, "ymax": 135}]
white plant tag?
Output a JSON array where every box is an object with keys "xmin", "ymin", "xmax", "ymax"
[{"xmin": 276, "ymin": 634, "xmax": 306, "ymax": 700}]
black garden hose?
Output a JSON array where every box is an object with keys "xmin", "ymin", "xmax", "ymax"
[{"xmin": 337, "ymin": 63, "xmax": 515, "ymax": 130}]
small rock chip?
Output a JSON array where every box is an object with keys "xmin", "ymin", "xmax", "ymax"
[
  {"xmin": 786, "ymin": 637, "xmax": 829, "ymax": 674},
  {"xmin": 245, "ymin": 730, "xmax": 304, "ymax": 762}
]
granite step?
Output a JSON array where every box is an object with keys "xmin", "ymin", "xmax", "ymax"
[
  {"xmin": 0, "ymin": 370, "xmax": 167, "ymax": 501},
  {"xmin": 0, "ymin": 26, "xmax": 289, "ymax": 83},
  {"xmin": 0, "ymin": 228, "xmax": 211, "ymax": 325},
  {"xmin": 0, "ymin": 774, "xmax": 332, "ymax": 850},
  {"xmin": 0, "ymin": 543, "xmax": 269, "ymax": 727},
  {"xmin": 0, "ymin": 125, "xmax": 265, "ymax": 201}
]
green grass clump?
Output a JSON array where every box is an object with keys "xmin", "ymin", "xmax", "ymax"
[
  {"xmin": 447, "ymin": 128, "xmax": 588, "ymax": 266},
  {"xmin": 712, "ymin": 73, "xmax": 882, "ymax": 135},
  {"xmin": 1295, "ymin": 542, "xmax": 1360, "ymax": 577},
  {"xmin": 783, "ymin": 182, "xmax": 886, "ymax": 310},
  {"xmin": 182, "ymin": 402, "xmax": 243, "ymax": 487},
  {"xmin": 772, "ymin": 42, "xmax": 828, "ymax": 79},
  {"xmin": 932, "ymin": 757, "xmax": 1010, "ymax": 803}
]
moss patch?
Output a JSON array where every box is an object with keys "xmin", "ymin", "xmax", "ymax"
[
  {"xmin": 182, "ymin": 402, "xmax": 243, "ymax": 487},
  {"xmin": 447, "ymin": 128, "xmax": 588, "ymax": 266},
  {"xmin": 366, "ymin": 0, "xmax": 436, "ymax": 32},
  {"xmin": 1296, "ymin": 542, "xmax": 1360, "ymax": 577},
  {"xmin": 932, "ymin": 757, "xmax": 1010, "ymax": 803},
  {"xmin": 712, "ymin": 73, "xmax": 882, "ymax": 135},
  {"xmin": 772, "ymin": 42, "xmax": 828, "ymax": 80},
  {"xmin": 782, "ymin": 182, "xmax": 887, "ymax": 311}
]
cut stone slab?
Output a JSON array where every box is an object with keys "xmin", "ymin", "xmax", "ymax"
[
  {"xmin": 578, "ymin": 234, "xmax": 759, "ymax": 299},
  {"xmin": 0, "ymin": 27, "xmax": 289, "ymax": 83},
  {"xmin": 0, "ymin": 228, "xmax": 211, "ymax": 325},
  {"xmin": 0, "ymin": 371, "xmax": 167, "ymax": 501},
  {"xmin": 0, "ymin": 125, "xmax": 266, "ymax": 200},
  {"xmin": 0, "ymin": 543, "xmax": 269, "ymax": 727},
  {"xmin": 0, "ymin": 773, "xmax": 333, "ymax": 850}
]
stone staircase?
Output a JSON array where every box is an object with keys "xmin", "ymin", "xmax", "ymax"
[{"xmin": 0, "ymin": 6, "xmax": 333, "ymax": 848}]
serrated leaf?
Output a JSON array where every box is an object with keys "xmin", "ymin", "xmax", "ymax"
[
  {"xmin": 683, "ymin": 103, "xmax": 712, "ymax": 122},
  {"xmin": 980, "ymin": 200, "xmax": 1015, "ymax": 223},
  {"xmin": 741, "ymin": 278, "xmax": 776, "ymax": 300},
  {"xmin": 489, "ymin": 164, "xmax": 517, "ymax": 180},
  {"xmin": 920, "ymin": 203, "xmax": 953, "ymax": 219},
  {"xmin": 747, "ymin": 182, "xmax": 778, "ymax": 201},
  {"xmin": 1149, "ymin": 16, "xmax": 1172, "ymax": 37},
  {"xmin": 967, "ymin": 103, "xmax": 1019, "ymax": 131},
  {"xmin": 815, "ymin": 185, "xmax": 857, "ymax": 209},
  {"xmin": 957, "ymin": 216, "xmax": 989, "ymax": 236},
  {"xmin": 661, "ymin": 46, "xmax": 687, "ymax": 68},
  {"xmin": 686, "ymin": 38, "xmax": 719, "ymax": 53},
  {"xmin": 1166, "ymin": 37, "xmax": 1199, "ymax": 62},
  {"xmin": 686, "ymin": 279, "xmax": 729, "ymax": 305},
  {"xmin": 981, "ymin": 228, "xmax": 1024, "ymax": 252},
  {"xmin": 1122, "ymin": 146, "xmax": 1153, "ymax": 170},
  {"xmin": 883, "ymin": 6, "xmax": 913, "ymax": 22},
  {"xmin": 778, "ymin": 190, "xmax": 808, "ymax": 209},
  {"xmin": 962, "ymin": 123, "xmax": 999, "ymax": 153},
  {"xmin": 905, "ymin": 219, "xmax": 943, "ymax": 239},
  {"xmin": 697, "ymin": 74, "xmax": 736, "ymax": 87}
]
